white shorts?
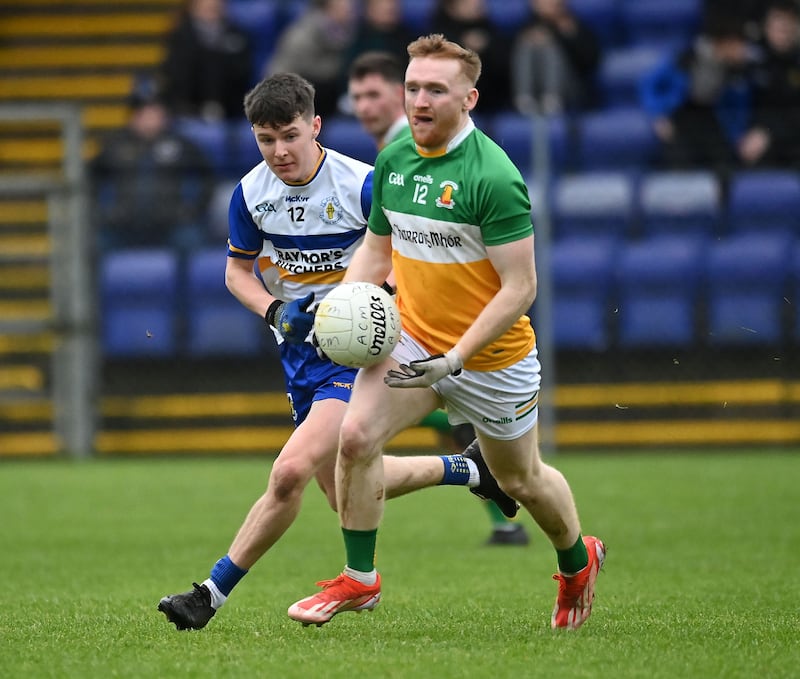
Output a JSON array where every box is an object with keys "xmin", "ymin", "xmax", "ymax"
[{"xmin": 392, "ymin": 331, "xmax": 542, "ymax": 440}]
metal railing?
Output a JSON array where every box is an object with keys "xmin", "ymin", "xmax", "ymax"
[{"xmin": 0, "ymin": 103, "xmax": 95, "ymax": 457}]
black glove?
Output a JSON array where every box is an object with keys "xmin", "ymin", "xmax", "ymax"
[{"xmin": 265, "ymin": 292, "xmax": 315, "ymax": 344}]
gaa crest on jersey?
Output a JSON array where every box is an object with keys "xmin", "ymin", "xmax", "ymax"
[
  {"xmin": 319, "ymin": 195, "xmax": 344, "ymax": 224},
  {"xmin": 435, "ymin": 180, "xmax": 458, "ymax": 210}
]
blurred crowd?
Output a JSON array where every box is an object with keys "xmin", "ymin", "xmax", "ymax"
[{"xmin": 89, "ymin": 0, "xmax": 800, "ymax": 253}]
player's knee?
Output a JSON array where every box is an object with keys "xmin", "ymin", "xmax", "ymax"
[
  {"xmin": 338, "ymin": 418, "xmax": 376, "ymax": 463},
  {"xmin": 269, "ymin": 457, "xmax": 313, "ymax": 503}
]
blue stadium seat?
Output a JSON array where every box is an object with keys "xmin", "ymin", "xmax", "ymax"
[
  {"xmin": 402, "ymin": 0, "xmax": 435, "ymax": 34},
  {"xmin": 551, "ymin": 237, "xmax": 616, "ymax": 351},
  {"xmin": 173, "ymin": 117, "xmax": 230, "ymax": 177},
  {"xmin": 617, "ymin": 235, "xmax": 706, "ymax": 347},
  {"xmin": 597, "ymin": 45, "xmax": 669, "ymax": 108},
  {"xmin": 639, "ymin": 170, "xmax": 721, "ymax": 239},
  {"xmin": 185, "ymin": 248, "xmax": 266, "ymax": 357},
  {"xmin": 619, "ymin": 0, "xmax": 700, "ymax": 49},
  {"xmin": 100, "ymin": 249, "xmax": 180, "ymax": 357},
  {"xmin": 318, "ymin": 116, "xmax": 377, "ymax": 165},
  {"xmin": 575, "ymin": 107, "xmax": 658, "ymax": 171},
  {"xmin": 552, "ymin": 171, "xmax": 635, "ymax": 240},
  {"xmin": 706, "ymin": 233, "xmax": 794, "ymax": 346},
  {"xmin": 280, "ymin": 0, "xmax": 309, "ymax": 25},
  {"xmin": 225, "ymin": 0, "xmax": 280, "ymax": 76},
  {"xmin": 727, "ymin": 170, "xmax": 800, "ymax": 237},
  {"xmin": 490, "ymin": 111, "xmax": 569, "ymax": 177},
  {"xmin": 568, "ymin": 0, "xmax": 622, "ymax": 49},
  {"xmin": 486, "ymin": 0, "xmax": 529, "ymax": 34}
]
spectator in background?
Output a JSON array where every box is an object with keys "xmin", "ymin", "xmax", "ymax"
[
  {"xmin": 704, "ymin": 0, "xmax": 766, "ymax": 41},
  {"xmin": 90, "ymin": 76, "xmax": 215, "ymax": 253},
  {"xmin": 266, "ymin": 0, "xmax": 357, "ymax": 118},
  {"xmin": 429, "ymin": 0, "xmax": 511, "ymax": 112},
  {"xmin": 511, "ymin": 0, "xmax": 601, "ymax": 114},
  {"xmin": 159, "ymin": 0, "xmax": 253, "ymax": 121},
  {"xmin": 346, "ymin": 0, "xmax": 416, "ymax": 67},
  {"xmin": 739, "ymin": 0, "xmax": 800, "ymax": 167},
  {"xmin": 640, "ymin": 13, "xmax": 758, "ymax": 176}
]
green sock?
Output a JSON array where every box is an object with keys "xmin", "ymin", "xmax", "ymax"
[
  {"xmin": 556, "ymin": 535, "xmax": 589, "ymax": 575},
  {"xmin": 342, "ymin": 527, "xmax": 377, "ymax": 573},
  {"xmin": 486, "ymin": 500, "xmax": 512, "ymax": 526},
  {"xmin": 419, "ymin": 409, "xmax": 451, "ymax": 432}
]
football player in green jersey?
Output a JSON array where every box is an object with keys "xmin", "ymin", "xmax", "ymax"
[
  {"xmin": 291, "ymin": 34, "xmax": 604, "ymax": 631},
  {"xmin": 348, "ymin": 49, "xmax": 530, "ymax": 547}
]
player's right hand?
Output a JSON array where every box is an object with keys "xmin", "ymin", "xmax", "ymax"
[{"xmin": 265, "ymin": 292, "xmax": 315, "ymax": 344}]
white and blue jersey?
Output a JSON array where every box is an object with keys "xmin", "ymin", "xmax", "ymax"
[{"xmin": 227, "ymin": 145, "xmax": 374, "ymax": 425}]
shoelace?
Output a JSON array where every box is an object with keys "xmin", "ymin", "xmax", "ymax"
[
  {"xmin": 552, "ymin": 573, "xmax": 586, "ymax": 605},
  {"xmin": 315, "ymin": 576, "xmax": 346, "ymax": 590},
  {"xmin": 187, "ymin": 582, "xmax": 211, "ymax": 607}
]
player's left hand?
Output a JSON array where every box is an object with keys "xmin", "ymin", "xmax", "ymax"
[{"xmin": 384, "ymin": 349, "xmax": 463, "ymax": 388}]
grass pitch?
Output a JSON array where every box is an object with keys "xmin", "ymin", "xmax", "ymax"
[{"xmin": 1, "ymin": 451, "xmax": 797, "ymax": 678}]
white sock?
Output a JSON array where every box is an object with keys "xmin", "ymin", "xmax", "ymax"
[
  {"xmin": 202, "ymin": 578, "xmax": 227, "ymax": 609},
  {"xmin": 464, "ymin": 458, "xmax": 480, "ymax": 487},
  {"xmin": 344, "ymin": 566, "xmax": 378, "ymax": 586}
]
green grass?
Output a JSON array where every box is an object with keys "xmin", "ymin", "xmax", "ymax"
[{"xmin": 1, "ymin": 451, "xmax": 797, "ymax": 678}]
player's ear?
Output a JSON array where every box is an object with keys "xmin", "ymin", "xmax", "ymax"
[
  {"xmin": 463, "ymin": 88, "xmax": 478, "ymax": 112},
  {"xmin": 312, "ymin": 114, "xmax": 322, "ymax": 139}
]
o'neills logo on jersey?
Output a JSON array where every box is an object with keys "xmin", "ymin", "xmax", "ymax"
[
  {"xmin": 435, "ymin": 180, "xmax": 458, "ymax": 210},
  {"xmin": 319, "ymin": 195, "xmax": 343, "ymax": 224}
]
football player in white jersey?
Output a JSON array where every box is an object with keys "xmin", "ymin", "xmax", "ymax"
[
  {"xmin": 290, "ymin": 36, "xmax": 605, "ymax": 630},
  {"xmin": 348, "ymin": 50, "xmax": 531, "ymax": 547},
  {"xmin": 157, "ymin": 72, "xmax": 517, "ymax": 631}
]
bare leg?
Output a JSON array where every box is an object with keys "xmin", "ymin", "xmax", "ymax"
[
  {"xmin": 227, "ymin": 398, "xmax": 345, "ymax": 568},
  {"xmin": 477, "ymin": 423, "xmax": 581, "ymax": 549},
  {"xmin": 337, "ymin": 362, "xmax": 437, "ymax": 530},
  {"xmin": 383, "ymin": 454, "xmax": 447, "ymax": 498}
]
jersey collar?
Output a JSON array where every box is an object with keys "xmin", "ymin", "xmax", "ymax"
[{"xmin": 415, "ymin": 117, "xmax": 475, "ymax": 158}]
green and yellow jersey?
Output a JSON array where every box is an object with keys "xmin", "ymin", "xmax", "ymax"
[{"xmin": 368, "ymin": 118, "xmax": 536, "ymax": 371}]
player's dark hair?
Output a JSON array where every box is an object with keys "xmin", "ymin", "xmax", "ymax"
[
  {"xmin": 348, "ymin": 51, "xmax": 405, "ymax": 84},
  {"xmin": 243, "ymin": 73, "xmax": 316, "ymax": 128}
]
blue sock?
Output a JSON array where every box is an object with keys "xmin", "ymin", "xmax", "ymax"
[
  {"xmin": 439, "ymin": 455, "xmax": 471, "ymax": 485},
  {"xmin": 210, "ymin": 555, "xmax": 248, "ymax": 596}
]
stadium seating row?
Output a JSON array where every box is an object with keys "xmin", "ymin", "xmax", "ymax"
[
  {"xmin": 202, "ymin": 165, "xmax": 800, "ymax": 245},
  {"xmin": 549, "ymin": 233, "xmax": 800, "ymax": 351},
  {"xmin": 101, "ymin": 234, "xmax": 800, "ymax": 358},
  {"xmin": 226, "ymin": 0, "xmax": 701, "ymax": 51},
  {"xmin": 179, "ymin": 107, "xmax": 664, "ymax": 179},
  {"xmin": 183, "ymin": 110, "xmax": 800, "ymax": 235}
]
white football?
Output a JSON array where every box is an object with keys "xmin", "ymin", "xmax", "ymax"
[{"xmin": 314, "ymin": 282, "xmax": 401, "ymax": 368}]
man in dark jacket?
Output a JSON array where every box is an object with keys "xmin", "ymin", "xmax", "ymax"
[
  {"xmin": 739, "ymin": 0, "xmax": 800, "ymax": 167},
  {"xmin": 160, "ymin": 0, "xmax": 253, "ymax": 121},
  {"xmin": 640, "ymin": 13, "xmax": 758, "ymax": 174},
  {"xmin": 91, "ymin": 77, "xmax": 215, "ymax": 253}
]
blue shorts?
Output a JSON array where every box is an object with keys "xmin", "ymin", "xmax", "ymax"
[{"xmin": 280, "ymin": 341, "xmax": 357, "ymax": 425}]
